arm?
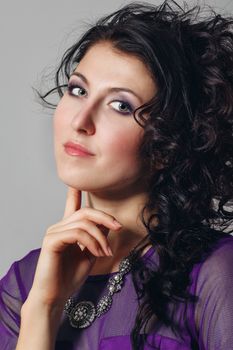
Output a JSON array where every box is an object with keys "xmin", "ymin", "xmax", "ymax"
[
  {"xmin": 14, "ymin": 187, "xmax": 119, "ymax": 349},
  {"xmin": 16, "ymin": 295, "xmax": 63, "ymax": 350},
  {"xmin": 194, "ymin": 236, "xmax": 233, "ymax": 350},
  {"xmin": 0, "ymin": 254, "xmax": 64, "ymax": 350}
]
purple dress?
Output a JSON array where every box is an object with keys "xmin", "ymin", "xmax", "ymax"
[{"xmin": 1, "ymin": 235, "xmax": 233, "ymax": 349}]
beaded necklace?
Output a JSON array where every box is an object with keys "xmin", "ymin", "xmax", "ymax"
[{"xmin": 64, "ymin": 248, "xmax": 136, "ymax": 329}]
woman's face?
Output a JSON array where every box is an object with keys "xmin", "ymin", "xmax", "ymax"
[{"xmin": 53, "ymin": 41, "xmax": 156, "ymax": 195}]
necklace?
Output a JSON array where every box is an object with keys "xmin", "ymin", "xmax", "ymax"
[{"xmin": 64, "ymin": 248, "xmax": 136, "ymax": 329}]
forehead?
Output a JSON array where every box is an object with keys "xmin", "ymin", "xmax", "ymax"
[{"xmin": 74, "ymin": 41, "xmax": 156, "ymax": 101}]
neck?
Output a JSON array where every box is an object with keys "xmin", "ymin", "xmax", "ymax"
[{"xmin": 85, "ymin": 190, "xmax": 149, "ymax": 255}]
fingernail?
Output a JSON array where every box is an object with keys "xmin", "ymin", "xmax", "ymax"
[{"xmin": 113, "ymin": 220, "xmax": 122, "ymax": 228}]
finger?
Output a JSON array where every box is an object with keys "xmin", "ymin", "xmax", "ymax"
[
  {"xmin": 47, "ymin": 210, "xmax": 122, "ymax": 238},
  {"xmin": 78, "ymin": 242, "xmax": 85, "ymax": 251},
  {"xmin": 44, "ymin": 228, "xmax": 106, "ymax": 257},
  {"xmin": 47, "ymin": 220, "xmax": 111, "ymax": 255},
  {"xmin": 83, "ymin": 192, "xmax": 93, "ymax": 251},
  {"xmin": 49, "ymin": 206, "xmax": 122, "ymax": 232},
  {"xmin": 84, "ymin": 191, "xmax": 92, "ymax": 208},
  {"xmin": 63, "ymin": 187, "xmax": 81, "ymax": 219},
  {"xmin": 61, "ymin": 207, "xmax": 122, "ymax": 229}
]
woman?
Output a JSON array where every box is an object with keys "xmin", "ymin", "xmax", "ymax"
[{"xmin": 1, "ymin": 1, "xmax": 233, "ymax": 349}]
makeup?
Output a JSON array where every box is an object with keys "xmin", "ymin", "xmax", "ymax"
[{"xmin": 64, "ymin": 142, "xmax": 94, "ymax": 157}]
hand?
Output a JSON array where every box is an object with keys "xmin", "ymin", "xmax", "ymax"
[{"xmin": 26, "ymin": 187, "xmax": 122, "ymax": 308}]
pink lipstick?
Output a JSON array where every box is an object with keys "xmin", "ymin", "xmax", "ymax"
[{"xmin": 64, "ymin": 141, "xmax": 94, "ymax": 157}]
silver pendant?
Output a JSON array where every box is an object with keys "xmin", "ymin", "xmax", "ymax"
[
  {"xmin": 69, "ymin": 301, "xmax": 96, "ymax": 328},
  {"xmin": 64, "ymin": 250, "xmax": 136, "ymax": 329}
]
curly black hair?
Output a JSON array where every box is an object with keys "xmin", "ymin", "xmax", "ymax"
[{"xmin": 37, "ymin": 1, "xmax": 233, "ymax": 349}]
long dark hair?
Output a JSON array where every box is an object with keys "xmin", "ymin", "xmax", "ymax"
[{"xmin": 37, "ymin": 1, "xmax": 233, "ymax": 348}]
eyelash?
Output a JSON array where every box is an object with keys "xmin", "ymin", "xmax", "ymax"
[
  {"xmin": 67, "ymin": 83, "xmax": 134, "ymax": 115},
  {"xmin": 67, "ymin": 83, "xmax": 86, "ymax": 97}
]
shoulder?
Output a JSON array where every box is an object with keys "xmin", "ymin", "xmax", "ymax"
[
  {"xmin": 0, "ymin": 248, "xmax": 41, "ymax": 302},
  {"xmin": 0, "ymin": 249, "xmax": 41, "ymax": 343},
  {"xmin": 192, "ymin": 235, "xmax": 233, "ymax": 348},
  {"xmin": 193, "ymin": 234, "xmax": 233, "ymax": 323},
  {"xmin": 197, "ymin": 234, "xmax": 233, "ymax": 282},
  {"xmin": 192, "ymin": 234, "xmax": 233, "ymax": 295}
]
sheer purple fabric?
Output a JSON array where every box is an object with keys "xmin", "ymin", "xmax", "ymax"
[{"xmin": 0, "ymin": 235, "xmax": 233, "ymax": 349}]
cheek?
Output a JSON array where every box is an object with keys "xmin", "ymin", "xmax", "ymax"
[
  {"xmin": 103, "ymin": 126, "xmax": 143, "ymax": 165},
  {"xmin": 53, "ymin": 114, "xmax": 63, "ymax": 140},
  {"xmin": 53, "ymin": 100, "xmax": 72, "ymax": 142},
  {"xmin": 53, "ymin": 102, "xmax": 65, "ymax": 132},
  {"xmin": 53, "ymin": 104, "xmax": 70, "ymax": 162}
]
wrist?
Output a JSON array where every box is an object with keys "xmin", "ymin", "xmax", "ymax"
[
  {"xmin": 17, "ymin": 297, "xmax": 64, "ymax": 350},
  {"xmin": 23, "ymin": 287, "xmax": 67, "ymax": 311},
  {"xmin": 21, "ymin": 294, "xmax": 64, "ymax": 335},
  {"xmin": 21, "ymin": 296, "xmax": 64, "ymax": 320}
]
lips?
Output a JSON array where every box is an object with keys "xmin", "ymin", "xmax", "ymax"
[{"xmin": 64, "ymin": 141, "xmax": 95, "ymax": 156}]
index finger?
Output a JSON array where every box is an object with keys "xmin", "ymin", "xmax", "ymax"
[
  {"xmin": 63, "ymin": 187, "xmax": 82, "ymax": 219},
  {"xmin": 85, "ymin": 191, "xmax": 92, "ymax": 208}
]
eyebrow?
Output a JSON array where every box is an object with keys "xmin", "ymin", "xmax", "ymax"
[{"xmin": 70, "ymin": 71, "xmax": 143, "ymax": 102}]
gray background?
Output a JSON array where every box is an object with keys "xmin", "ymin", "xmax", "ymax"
[{"xmin": 1, "ymin": 0, "xmax": 232, "ymax": 277}]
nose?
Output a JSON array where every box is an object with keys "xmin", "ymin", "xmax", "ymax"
[{"xmin": 71, "ymin": 102, "xmax": 96, "ymax": 135}]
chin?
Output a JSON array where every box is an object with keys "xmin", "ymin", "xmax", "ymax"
[
  {"xmin": 56, "ymin": 169, "xmax": 96, "ymax": 192},
  {"xmin": 56, "ymin": 162, "xmax": 142, "ymax": 194}
]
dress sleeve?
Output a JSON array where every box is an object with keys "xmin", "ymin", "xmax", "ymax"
[
  {"xmin": 0, "ymin": 249, "xmax": 40, "ymax": 350},
  {"xmin": 194, "ymin": 237, "xmax": 233, "ymax": 350}
]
